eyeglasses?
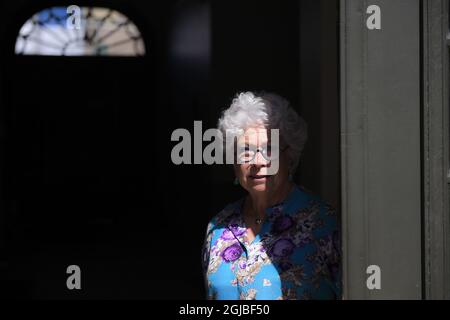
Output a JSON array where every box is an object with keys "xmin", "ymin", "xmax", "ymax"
[{"xmin": 236, "ymin": 145, "xmax": 288, "ymax": 163}]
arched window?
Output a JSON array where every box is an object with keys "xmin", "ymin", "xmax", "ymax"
[{"xmin": 15, "ymin": 6, "xmax": 146, "ymax": 56}]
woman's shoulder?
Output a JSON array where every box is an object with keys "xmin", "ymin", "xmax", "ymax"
[
  {"xmin": 292, "ymin": 185, "xmax": 339, "ymax": 232},
  {"xmin": 292, "ymin": 185, "xmax": 336, "ymax": 211}
]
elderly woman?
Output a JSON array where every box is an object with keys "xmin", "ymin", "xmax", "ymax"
[{"xmin": 202, "ymin": 92, "xmax": 341, "ymax": 300}]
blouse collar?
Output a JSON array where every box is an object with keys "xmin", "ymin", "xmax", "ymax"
[{"xmin": 234, "ymin": 184, "xmax": 302, "ymax": 218}]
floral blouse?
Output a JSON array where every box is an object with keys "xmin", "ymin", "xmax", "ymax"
[{"xmin": 202, "ymin": 185, "xmax": 341, "ymax": 300}]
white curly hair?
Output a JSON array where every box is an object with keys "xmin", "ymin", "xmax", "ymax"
[{"xmin": 217, "ymin": 91, "xmax": 308, "ymax": 173}]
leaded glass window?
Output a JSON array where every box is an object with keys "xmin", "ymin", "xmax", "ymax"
[{"xmin": 15, "ymin": 6, "xmax": 146, "ymax": 56}]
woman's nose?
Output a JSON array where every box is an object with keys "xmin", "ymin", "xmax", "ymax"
[{"xmin": 254, "ymin": 150, "xmax": 270, "ymax": 165}]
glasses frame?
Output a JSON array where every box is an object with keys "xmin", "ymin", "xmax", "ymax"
[{"xmin": 236, "ymin": 145, "xmax": 289, "ymax": 164}]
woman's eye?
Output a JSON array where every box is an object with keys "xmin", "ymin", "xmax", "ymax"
[{"xmin": 239, "ymin": 146, "xmax": 252, "ymax": 154}]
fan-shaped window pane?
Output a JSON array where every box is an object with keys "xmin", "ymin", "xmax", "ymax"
[{"xmin": 15, "ymin": 6, "xmax": 146, "ymax": 56}]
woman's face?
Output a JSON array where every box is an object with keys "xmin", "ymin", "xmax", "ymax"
[{"xmin": 234, "ymin": 127, "xmax": 290, "ymax": 195}]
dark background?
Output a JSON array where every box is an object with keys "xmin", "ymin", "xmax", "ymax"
[{"xmin": 0, "ymin": 0, "xmax": 339, "ymax": 299}]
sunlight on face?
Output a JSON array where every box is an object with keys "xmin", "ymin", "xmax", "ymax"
[{"xmin": 234, "ymin": 127, "xmax": 289, "ymax": 194}]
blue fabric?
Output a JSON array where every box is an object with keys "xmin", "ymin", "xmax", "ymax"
[{"xmin": 202, "ymin": 185, "xmax": 341, "ymax": 300}]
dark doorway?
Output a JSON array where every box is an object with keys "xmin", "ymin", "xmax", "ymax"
[{"xmin": 0, "ymin": 0, "xmax": 340, "ymax": 299}]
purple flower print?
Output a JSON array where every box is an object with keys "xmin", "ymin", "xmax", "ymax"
[
  {"xmin": 272, "ymin": 215, "xmax": 294, "ymax": 233},
  {"xmin": 297, "ymin": 233, "xmax": 313, "ymax": 247},
  {"xmin": 221, "ymin": 224, "xmax": 246, "ymax": 240},
  {"xmin": 239, "ymin": 260, "xmax": 247, "ymax": 269},
  {"xmin": 298, "ymin": 216, "xmax": 315, "ymax": 234},
  {"xmin": 317, "ymin": 235, "xmax": 334, "ymax": 257},
  {"xmin": 221, "ymin": 243, "xmax": 244, "ymax": 262},
  {"xmin": 270, "ymin": 238, "xmax": 295, "ymax": 258},
  {"xmin": 231, "ymin": 224, "xmax": 247, "ymax": 235},
  {"xmin": 220, "ymin": 230, "xmax": 235, "ymax": 240}
]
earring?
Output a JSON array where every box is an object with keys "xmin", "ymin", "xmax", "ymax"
[{"xmin": 234, "ymin": 177, "xmax": 239, "ymax": 185}]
